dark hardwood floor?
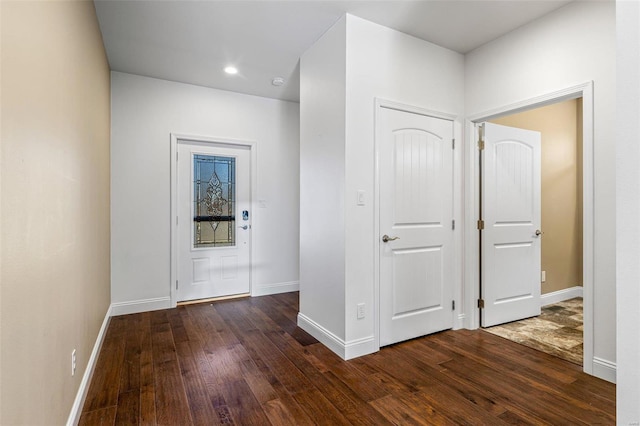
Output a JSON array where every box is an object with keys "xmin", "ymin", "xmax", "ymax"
[{"xmin": 80, "ymin": 292, "xmax": 615, "ymax": 425}]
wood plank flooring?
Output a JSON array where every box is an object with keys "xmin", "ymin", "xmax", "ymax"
[{"xmin": 80, "ymin": 292, "xmax": 615, "ymax": 425}]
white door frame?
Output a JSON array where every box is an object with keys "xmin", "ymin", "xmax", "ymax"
[
  {"xmin": 463, "ymin": 82, "xmax": 595, "ymax": 374},
  {"xmin": 373, "ymin": 98, "xmax": 463, "ymax": 351},
  {"xmin": 170, "ymin": 133, "xmax": 258, "ymax": 307}
]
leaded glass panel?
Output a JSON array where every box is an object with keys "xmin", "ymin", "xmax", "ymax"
[{"xmin": 193, "ymin": 155, "xmax": 235, "ymax": 248}]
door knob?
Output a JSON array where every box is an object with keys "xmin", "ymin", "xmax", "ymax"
[
  {"xmin": 382, "ymin": 235, "xmax": 400, "ymax": 243},
  {"xmin": 238, "ymin": 225, "xmax": 249, "ymax": 230},
  {"xmin": 535, "ymin": 229, "xmax": 543, "ymax": 237}
]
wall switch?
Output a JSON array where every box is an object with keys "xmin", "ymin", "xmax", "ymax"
[
  {"xmin": 357, "ymin": 303, "xmax": 365, "ymax": 319},
  {"xmin": 71, "ymin": 349, "xmax": 77, "ymax": 376},
  {"xmin": 357, "ymin": 190, "xmax": 365, "ymax": 206},
  {"xmin": 541, "ymin": 270, "xmax": 546, "ymax": 283}
]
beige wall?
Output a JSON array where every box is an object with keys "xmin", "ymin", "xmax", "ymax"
[
  {"xmin": 491, "ymin": 99, "xmax": 583, "ymax": 294},
  {"xmin": 1, "ymin": 1, "xmax": 111, "ymax": 424}
]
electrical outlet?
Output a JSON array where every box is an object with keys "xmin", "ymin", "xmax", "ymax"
[
  {"xmin": 71, "ymin": 349, "xmax": 77, "ymax": 376},
  {"xmin": 541, "ymin": 270, "xmax": 546, "ymax": 283},
  {"xmin": 357, "ymin": 303, "xmax": 365, "ymax": 319}
]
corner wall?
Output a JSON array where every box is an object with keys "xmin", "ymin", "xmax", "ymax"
[
  {"xmin": 298, "ymin": 14, "xmax": 464, "ymax": 358},
  {"xmin": 299, "ymin": 17, "xmax": 347, "ymax": 344},
  {"xmin": 110, "ymin": 72, "xmax": 300, "ymax": 312},
  {"xmin": 1, "ymin": 2, "xmax": 111, "ymax": 423},
  {"xmin": 465, "ymin": 0, "xmax": 616, "ymax": 379}
]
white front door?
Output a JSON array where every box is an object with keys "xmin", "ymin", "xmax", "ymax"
[
  {"xmin": 480, "ymin": 122, "xmax": 542, "ymax": 327},
  {"xmin": 378, "ymin": 106, "xmax": 454, "ymax": 347},
  {"xmin": 176, "ymin": 141, "xmax": 251, "ymax": 302}
]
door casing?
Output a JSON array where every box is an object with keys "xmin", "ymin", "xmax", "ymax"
[
  {"xmin": 464, "ymin": 82, "xmax": 595, "ymax": 374},
  {"xmin": 170, "ymin": 133, "xmax": 258, "ymax": 308}
]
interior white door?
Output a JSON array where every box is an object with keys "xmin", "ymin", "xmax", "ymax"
[
  {"xmin": 481, "ymin": 122, "xmax": 541, "ymax": 327},
  {"xmin": 177, "ymin": 141, "xmax": 251, "ymax": 302},
  {"xmin": 379, "ymin": 106, "xmax": 454, "ymax": 347}
]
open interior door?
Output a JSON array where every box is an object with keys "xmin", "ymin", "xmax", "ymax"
[{"xmin": 480, "ymin": 122, "xmax": 542, "ymax": 327}]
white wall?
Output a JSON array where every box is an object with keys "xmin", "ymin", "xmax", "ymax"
[
  {"xmin": 465, "ymin": 1, "xmax": 616, "ymax": 378},
  {"xmin": 299, "ymin": 17, "xmax": 347, "ymax": 342},
  {"xmin": 616, "ymin": 0, "xmax": 640, "ymax": 422},
  {"xmin": 344, "ymin": 15, "xmax": 464, "ymax": 344},
  {"xmin": 111, "ymin": 72, "xmax": 300, "ymax": 311},
  {"xmin": 299, "ymin": 14, "xmax": 464, "ymax": 358}
]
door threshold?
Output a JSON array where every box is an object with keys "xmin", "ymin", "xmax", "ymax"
[{"xmin": 177, "ymin": 292, "xmax": 250, "ymax": 306}]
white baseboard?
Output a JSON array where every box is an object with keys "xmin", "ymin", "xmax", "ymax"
[
  {"xmin": 252, "ymin": 281, "xmax": 299, "ymax": 297},
  {"xmin": 66, "ymin": 305, "xmax": 112, "ymax": 426},
  {"xmin": 541, "ymin": 286, "xmax": 583, "ymax": 306},
  {"xmin": 592, "ymin": 357, "xmax": 617, "ymax": 384},
  {"xmin": 110, "ymin": 296, "xmax": 171, "ymax": 316},
  {"xmin": 297, "ymin": 313, "xmax": 377, "ymax": 360},
  {"xmin": 454, "ymin": 313, "xmax": 466, "ymax": 330}
]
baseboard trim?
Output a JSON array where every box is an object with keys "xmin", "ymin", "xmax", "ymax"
[
  {"xmin": 541, "ymin": 286, "xmax": 583, "ymax": 306},
  {"xmin": 110, "ymin": 296, "xmax": 172, "ymax": 316},
  {"xmin": 454, "ymin": 313, "xmax": 466, "ymax": 330},
  {"xmin": 251, "ymin": 281, "xmax": 299, "ymax": 297},
  {"xmin": 344, "ymin": 335, "xmax": 377, "ymax": 360},
  {"xmin": 66, "ymin": 305, "xmax": 112, "ymax": 426},
  {"xmin": 592, "ymin": 357, "xmax": 617, "ymax": 384},
  {"xmin": 297, "ymin": 313, "xmax": 376, "ymax": 360}
]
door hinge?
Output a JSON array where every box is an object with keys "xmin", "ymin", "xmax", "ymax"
[
  {"xmin": 176, "ymin": 151, "xmax": 179, "ymax": 161},
  {"xmin": 478, "ymin": 299, "xmax": 485, "ymax": 309},
  {"xmin": 452, "ymin": 138, "xmax": 455, "ymax": 149},
  {"xmin": 176, "ymin": 280, "xmax": 179, "ymax": 290},
  {"xmin": 477, "ymin": 219, "xmax": 484, "ymax": 230},
  {"xmin": 452, "ymin": 220, "xmax": 455, "ymax": 230},
  {"xmin": 478, "ymin": 139, "xmax": 485, "ymax": 150},
  {"xmin": 452, "ymin": 300, "xmax": 455, "ymax": 311}
]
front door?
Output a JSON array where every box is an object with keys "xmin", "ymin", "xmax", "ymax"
[
  {"xmin": 378, "ymin": 106, "xmax": 454, "ymax": 347},
  {"xmin": 480, "ymin": 122, "xmax": 542, "ymax": 327},
  {"xmin": 176, "ymin": 141, "xmax": 251, "ymax": 302}
]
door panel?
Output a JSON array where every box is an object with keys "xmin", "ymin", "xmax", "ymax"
[
  {"xmin": 379, "ymin": 107, "xmax": 454, "ymax": 347},
  {"xmin": 481, "ymin": 122, "xmax": 541, "ymax": 327},
  {"xmin": 177, "ymin": 142, "xmax": 251, "ymax": 302}
]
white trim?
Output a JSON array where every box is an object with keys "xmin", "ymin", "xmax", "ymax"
[
  {"xmin": 66, "ymin": 306, "xmax": 112, "ymax": 426},
  {"xmin": 466, "ymin": 83, "xmax": 590, "ymax": 123},
  {"xmin": 170, "ymin": 133, "xmax": 258, "ymax": 308},
  {"xmin": 464, "ymin": 82, "xmax": 595, "ymax": 376},
  {"xmin": 540, "ymin": 286, "xmax": 583, "ymax": 306},
  {"xmin": 297, "ymin": 313, "xmax": 376, "ymax": 360},
  {"xmin": 251, "ymin": 281, "xmax": 299, "ymax": 297},
  {"xmin": 592, "ymin": 357, "xmax": 617, "ymax": 384},
  {"xmin": 110, "ymin": 297, "xmax": 171, "ymax": 316},
  {"xmin": 377, "ymin": 98, "xmax": 459, "ymax": 121}
]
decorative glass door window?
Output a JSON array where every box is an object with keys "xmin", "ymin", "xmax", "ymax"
[{"xmin": 193, "ymin": 154, "xmax": 235, "ymax": 248}]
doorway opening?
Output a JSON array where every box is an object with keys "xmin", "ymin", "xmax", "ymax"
[
  {"xmin": 464, "ymin": 82, "xmax": 594, "ymax": 374},
  {"xmin": 482, "ymin": 98, "xmax": 583, "ymax": 365}
]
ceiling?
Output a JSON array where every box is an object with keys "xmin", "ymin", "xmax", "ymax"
[{"xmin": 94, "ymin": 0, "xmax": 573, "ymax": 102}]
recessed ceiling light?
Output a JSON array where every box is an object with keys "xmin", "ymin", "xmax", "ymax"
[
  {"xmin": 224, "ymin": 66, "xmax": 238, "ymax": 75},
  {"xmin": 272, "ymin": 77, "xmax": 285, "ymax": 86}
]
